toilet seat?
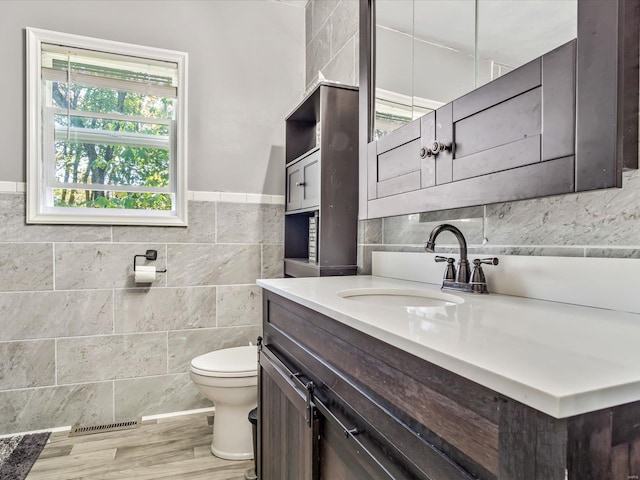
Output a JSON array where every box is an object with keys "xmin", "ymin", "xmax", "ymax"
[{"xmin": 190, "ymin": 345, "xmax": 257, "ymax": 378}]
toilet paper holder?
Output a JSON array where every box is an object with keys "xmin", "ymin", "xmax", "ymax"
[{"xmin": 133, "ymin": 250, "xmax": 167, "ymax": 273}]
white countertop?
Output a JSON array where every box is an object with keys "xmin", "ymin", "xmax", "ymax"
[{"xmin": 258, "ymin": 275, "xmax": 640, "ymax": 419}]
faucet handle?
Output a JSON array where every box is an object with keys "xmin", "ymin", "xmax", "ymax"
[
  {"xmin": 474, "ymin": 257, "xmax": 499, "ymax": 266},
  {"xmin": 435, "ymin": 256, "xmax": 456, "ymax": 282},
  {"xmin": 470, "ymin": 258, "xmax": 499, "ymax": 293}
]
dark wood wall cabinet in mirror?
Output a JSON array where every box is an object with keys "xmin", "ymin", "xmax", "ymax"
[{"xmin": 358, "ymin": 0, "xmax": 639, "ymax": 219}]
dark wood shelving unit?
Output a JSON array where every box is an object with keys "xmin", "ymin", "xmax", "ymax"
[{"xmin": 284, "ymin": 82, "xmax": 359, "ymax": 277}]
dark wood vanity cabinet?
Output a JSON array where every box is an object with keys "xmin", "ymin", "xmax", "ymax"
[
  {"xmin": 366, "ymin": 41, "xmax": 577, "ymax": 218},
  {"xmin": 258, "ymin": 290, "xmax": 640, "ymax": 480}
]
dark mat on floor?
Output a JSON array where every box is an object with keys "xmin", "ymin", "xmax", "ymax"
[{"xmin": 0, "ymin": 432, "xmax": 51, "ymax": 480}]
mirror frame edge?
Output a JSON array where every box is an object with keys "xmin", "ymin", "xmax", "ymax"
[
  {"xmin": 359, "ymin": 0, "xmax": 374, "ymax": 221},
  {"xmin": 358, "ymin": 0, "xmax": 639, "ymax": 220}
]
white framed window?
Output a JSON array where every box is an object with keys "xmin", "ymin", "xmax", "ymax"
[{"xmin": 26, "ymin": 27, "xmax": 188, "ymax": 226}]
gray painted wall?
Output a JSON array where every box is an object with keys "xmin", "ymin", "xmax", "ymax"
[
  {"xmin": 0, "ymin": 0, "xmax": 305, "ymax": 194},
  {"xmin": 305, "ymin": 0, "xmax": 640, "ymax": 271}
]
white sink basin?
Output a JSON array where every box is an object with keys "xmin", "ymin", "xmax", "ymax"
[{"xmin": 337, "ymin": 288, "xmax": 464, "ymax": 308}]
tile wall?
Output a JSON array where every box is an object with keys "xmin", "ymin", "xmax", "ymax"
[
  {"xmin": 0, "ymin": 191, "xmax": 283, "ymax": 433},
  {"xmin": 307, "ymin": 0, "xmax": 640, "ymax": 273},
  {"xmin": 305, "ymin": 0, "xmax": 359, "ymax": 90}
]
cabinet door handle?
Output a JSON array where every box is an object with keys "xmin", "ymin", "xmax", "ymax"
[
  {"xmin": 343, "ymin": 428, "xmax": 359, "ymax": 438},
  {"xmin": 295, "ymin": 181, "xmax": 306, "ymax": 187},
  {"xmin": 431, "ymin": 140, "xmax": 453, "ymax": 155},
  {"xmin": 260, "ymin": 347, "xmax": 315, "ymax": 426},
  {"xmin": 420, "ymin": 147, "xmax": 433, "ymax": 159}
]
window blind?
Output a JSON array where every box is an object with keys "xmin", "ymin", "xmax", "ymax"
[{"xmin": 41, "ymin": 43, "xmax": 178, "ymax": 98}]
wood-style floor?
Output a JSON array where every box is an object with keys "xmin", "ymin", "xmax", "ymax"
[{"xmin": 28, "ymin": 412, "xmax": 254, "ymax": 480}]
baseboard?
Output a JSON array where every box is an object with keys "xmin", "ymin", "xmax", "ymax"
[
  {"xmin": 0, "ymin": 406, "xmax": 216, "ymax": 439},
  {"xmin": 141, "ymin": 406, "xmax": 215, "ymax": 421}
]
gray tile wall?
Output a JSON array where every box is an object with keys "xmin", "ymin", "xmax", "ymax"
[
  {"xmin": 305, "ymin": 0, "xmax": 358, "ymax": 90},
  {"xmin": 306, "ymin": 0, "xmax": 640, "ymax": 273},
  {"xmin": 0, "ymin": 195, "xmax": 283, "ymax": 433}
]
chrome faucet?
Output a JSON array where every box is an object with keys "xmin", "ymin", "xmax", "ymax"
[{"xmin": 425, "ymin": 223, "xmax": 498, "ymax": 294}]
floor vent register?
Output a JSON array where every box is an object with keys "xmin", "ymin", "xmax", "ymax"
[{"xmin": 69, "ymin": 419, "xmax": 141, "ymax": 437}]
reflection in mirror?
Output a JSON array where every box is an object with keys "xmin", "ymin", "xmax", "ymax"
[
  {"xmin": 375, "ymin": 0, "xmax": 414, "ymax": 139},
  {"xmin": 373, "ymin": 0, "xmax": 578, "ymax": 139},
  {"xmin": 476, "ymin": 0, "xmax": 577, "ymax": 88},
  {"xmin": 412, "ymin": 1, "xmax": 475, "ymax": 116}
]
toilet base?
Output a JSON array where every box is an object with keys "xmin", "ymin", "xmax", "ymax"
[
  {"xmin": 211, "ymin": 445, "xmax": 254, "ymax": 461},
  {"xmin": 209, "ymin": 401, "xmax": 256, "ymax": 461}
]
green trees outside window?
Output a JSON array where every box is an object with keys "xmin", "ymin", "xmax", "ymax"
[{"xmin": 47, "ymin": 65, "xmax": 175, "ymax": 210}]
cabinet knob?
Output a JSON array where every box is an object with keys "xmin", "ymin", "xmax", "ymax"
[
  {"xmin": 420, "ymin": 147, "xmax": 433, "ymax": 159},
  {"xmin": 431, "ymin": 140, "xmax": 453, "ymax": 155},
  {"xmin": 295, "ymin": 181, "xmax": 306, "ymax": 187}
]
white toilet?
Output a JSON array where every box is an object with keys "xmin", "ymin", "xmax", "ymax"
[{"xmin": 189, "ymin": 345, "xmax": 258, "ymax": 460}]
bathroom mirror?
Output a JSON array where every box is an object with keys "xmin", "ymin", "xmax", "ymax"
[
  {"xmin": 359, "ymin": 0, "xmax": 639, "ymax": 220},
  {"xmin": 374, "ymin": 0, "xmax": 578, "ymax": 139},
  {"xmin": 359, "ymin": 0, "xmax": 638, "ymax": 220}
]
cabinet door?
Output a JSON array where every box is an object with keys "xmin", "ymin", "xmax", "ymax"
[
  {"xmin": 367, "ymin": 118, "xmax": 422, "ymax": 199},
  {"xmin": 300, "ymin": 150, "xmax": 320, "ymax": 209},
  {"xmin": 258, "ymin": 347, "xmax": 319, "ymax": 480},
  {"xmin": 449, "ymin": 41, "xmax": 575, "ymax": 182},
  {"xmin": 314, "ymin": 397, "xmax": 399, "ymax": 480},
  {"xmin": 367, "ymin": 113, "xmax": 439, "ymax": 201},
  {"xmin": 286, "ymin": 149, "xmax": 320, "ymax": 212},
  {"xmin": 286, "ymin": 162, "xmax": 303, "ymax": 212}
]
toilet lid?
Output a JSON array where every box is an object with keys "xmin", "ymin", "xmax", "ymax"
[{"xmin": 190, "ymin": 345, "xmax": 257, "ymax": 378}]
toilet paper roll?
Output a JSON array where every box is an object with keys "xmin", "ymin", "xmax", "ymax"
[{"xmin": 134, "ymin": 265, "xmax": 156, "ymax": 283}]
